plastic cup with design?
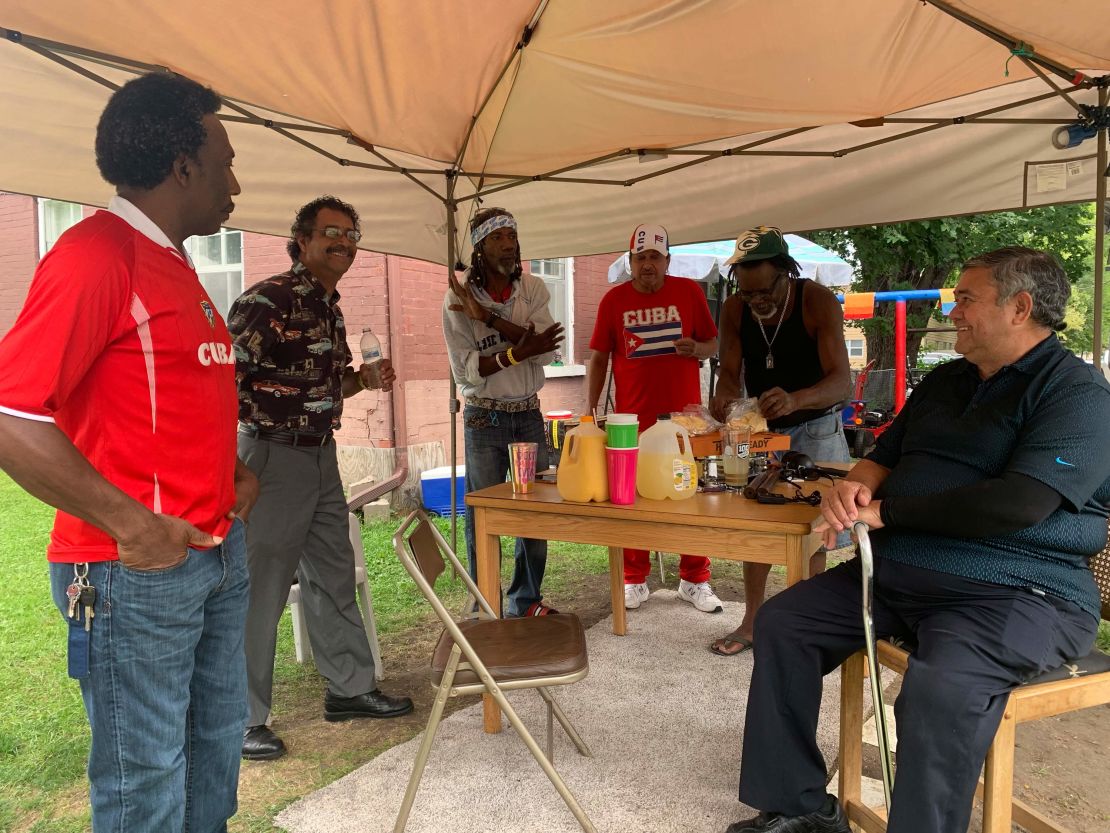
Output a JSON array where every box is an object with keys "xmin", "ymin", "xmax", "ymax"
[
  {"xmin": 604, "ymin": 413, "xmax": 639, "ymax": 449},
  {"xmin": 723, "ymin": 425, "xmax": 752, "ymax": 486},
  {"xmin": 508, "ymin": 442, "xmax": 538, "ymax": 494},
  {"xmin": 606, "ymin": 446, "xmax": 639, "ymax": 505}
]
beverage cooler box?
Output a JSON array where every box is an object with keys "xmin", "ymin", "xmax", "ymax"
[{"xmin": 420, "ymin": 466, "xmax": 467, "ymax": 516}]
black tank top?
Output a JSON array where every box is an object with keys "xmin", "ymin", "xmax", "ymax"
[{"xmin": 738, "ymin": 279, "xmax": 830, "ymax": 429}]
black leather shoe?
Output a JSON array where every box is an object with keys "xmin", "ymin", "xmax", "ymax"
[
  {"xmin": 324, "ymin": 689, "xmax": 415, "ymax": 722},
  {"xmin": 725, "ymin": 795, "xmax": 849, "ymax": 833},
  {"xmin": 242, "ymin": 725, "xmax": 286, "ymax": 761}
]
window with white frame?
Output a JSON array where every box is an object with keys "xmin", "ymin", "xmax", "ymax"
[
  {"xmin": 529, "ymin": 257, "xmax": 573, "ymax": 365},
  {"xmin": 185, "ymin": 229, "xmax": 244, "ymax": 318},
  {"xmin": 37, "ymin": 199, "xmax": 83, "ymax": 256},
  {"xmin": 846, "ymin": 337, "xmax": 865, "ymax": 359}
]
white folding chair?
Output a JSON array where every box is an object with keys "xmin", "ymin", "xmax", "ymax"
[{"xmin": 286, "ymin": 513, "xmax": 384, "ymax": 681}]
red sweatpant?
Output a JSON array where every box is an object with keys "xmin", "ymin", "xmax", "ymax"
[{"xmin": 623, "ymin": 549, "xmax": 710, "ymax": 585}]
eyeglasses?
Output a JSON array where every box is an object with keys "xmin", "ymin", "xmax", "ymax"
[
  {"xmin": 737, "ymin": 273, "xmax": 786, "ymax": 302},
  {"xmin": 312, "ymin": 226, "xmax": 362, "ymax": 243}
]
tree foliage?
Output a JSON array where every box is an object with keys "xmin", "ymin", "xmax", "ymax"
[{"xmin": 810, "ymin": 204, "xmax": 1096, "ymax": 368}]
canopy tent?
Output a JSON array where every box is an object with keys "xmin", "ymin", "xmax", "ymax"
[
  {"xmin": 606, "ymin": 235, "xmax": 855, "ymax": 286},
  {"xmin": 0, "ymin": 2, "xmax": 1107, "ymax": 261},
  {"xmin": 3, "ymin": 0, "xmax": 1108, "ymax": 545}
]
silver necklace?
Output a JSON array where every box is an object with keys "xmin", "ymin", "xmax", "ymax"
[{"xmin": 756, "ymin": 281, "xmax": 791, "ymax": 369}]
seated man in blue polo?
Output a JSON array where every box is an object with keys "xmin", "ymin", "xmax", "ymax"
[{"xmin": 726, "ymin": 246, "xmax": 1110, "ymax": 833}]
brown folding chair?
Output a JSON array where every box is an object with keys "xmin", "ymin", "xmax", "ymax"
[
  {"xmin": 391, "ymin": 509, "xmax": 595, "ymax": 833},
  {"xmin": 839, "ymin": 528, "xmax": 1110, "ymax": 833}
]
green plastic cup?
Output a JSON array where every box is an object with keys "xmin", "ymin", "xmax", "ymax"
[{"xmin": 604, "ymin": 413, "xmax": 639, "ymax": 448}]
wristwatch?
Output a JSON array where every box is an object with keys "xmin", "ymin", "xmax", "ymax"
[{"xmin": 484, "ymin": 310, "xmax": 499, "ymax": 328}]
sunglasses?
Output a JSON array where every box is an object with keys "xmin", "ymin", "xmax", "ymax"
[
  {"xmin": 313, "ymin": 226, "xmax": 362, "ymax": 243},
  {"xmin": 737, "ymin": 273, "xmax": 786, "ymax": 302}
]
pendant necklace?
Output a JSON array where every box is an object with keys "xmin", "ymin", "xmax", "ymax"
[{"xmin": 756, "ymin": 281, "xmax": 791, "ymax": 370}]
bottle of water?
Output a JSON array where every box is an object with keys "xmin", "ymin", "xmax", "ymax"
[{"xmin": 359, "ymin": 327, "xmax": 382, "ymax": 389}]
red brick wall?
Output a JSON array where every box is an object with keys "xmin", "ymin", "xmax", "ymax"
[
  {"xmin": 571, "ymin": 253, "xmax": 615, "ymax": 364},
  {"xmin": 0, "ymin": 194, "xmax": 39, "ymax": 335}
]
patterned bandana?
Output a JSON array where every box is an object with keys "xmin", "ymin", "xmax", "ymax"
[{"xmin": 470, "ymin": 213, "xmax": 518, "ymax": 247}]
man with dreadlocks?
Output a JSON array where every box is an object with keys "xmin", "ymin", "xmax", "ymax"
[
  {"xmin": 708, "ymin": 226, "xmax": 851, "ymax": 657},
  {"xmin": 443, "ymin": 207, "xmax": 565, "ymax": 616}
]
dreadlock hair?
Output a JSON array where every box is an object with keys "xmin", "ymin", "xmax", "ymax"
[
  {"xmin": 729, "ymin": 252, "xmax": 803, "ymax": 281},
  {"xmin": 286, "ymin": 195, "xmax": 360, "ymax": 263},
  {"xmin": 468, "ymin": 207, "xmax": 523, "ymax": 288}
]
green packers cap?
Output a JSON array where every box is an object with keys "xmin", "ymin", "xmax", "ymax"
[{"xmin": 724, "ymin": 226, "xmax": 789, "ymax": 265}]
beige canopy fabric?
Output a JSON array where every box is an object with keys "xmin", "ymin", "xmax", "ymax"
[{"xmin": 0, "ymin": 0, "xmax": 1108, "ymax": 266}]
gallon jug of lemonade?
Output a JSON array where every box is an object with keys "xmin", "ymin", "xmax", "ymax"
[
  {"xmin": 556, "ymin": 416, "xmax": 609, "ymax": 502},
  {"xmin": 636, "ymin": 414, "xmax": 697, "ymax": 500}
]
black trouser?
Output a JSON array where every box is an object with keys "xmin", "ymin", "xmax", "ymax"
[{"xmin": 737, "ymin": 557, "xmax": 1097, "ymax": 833}]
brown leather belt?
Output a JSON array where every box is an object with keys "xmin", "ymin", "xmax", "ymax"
[{"xmin": 238, "ymin": 424, "xmax": 333, "ymax": 447}]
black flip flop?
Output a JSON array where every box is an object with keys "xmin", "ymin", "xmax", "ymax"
[{"xmin": 710, "ymin": 634, "xmax": 753, "ymax": 657}]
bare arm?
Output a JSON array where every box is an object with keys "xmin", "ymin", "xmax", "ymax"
[
  {"xmin": 0, "ymin": 413, "xmax": 220, "ymax": 568},
  {"xmin": 586, "ymin": 350, "xmax": 611, "ymax": 415},
  {"xmin": 709, "ymin": 296, "xmax": 743, "ymax": 421},
  {"xmin": 674, "ymin": 336, "xmax": 718, "ymax": 360}
]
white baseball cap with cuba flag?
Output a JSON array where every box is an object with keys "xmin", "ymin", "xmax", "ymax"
[{"xmin": 629, "ymin": 223, "xmax": 669, "ymax": 256}]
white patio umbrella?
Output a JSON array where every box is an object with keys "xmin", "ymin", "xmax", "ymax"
[{"xmin": 606, "ymin": 235, "xmax": 855, "ymax": 287}]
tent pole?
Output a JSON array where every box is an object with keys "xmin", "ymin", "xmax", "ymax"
[
  {"xmin": 1094, "ymin": 87, "xmax": 1108, "ymax": 371},
  {"xmin": 445, "ymin": 173, "xmax": 461, "ymax": 553}
]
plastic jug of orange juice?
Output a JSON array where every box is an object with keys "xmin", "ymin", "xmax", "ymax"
[
  {"xmin": 636, "ymin": 414, "xmax": 697, "ymax": 500},
  {"xmin": 556, "ymin": 416, "xmax": 609, "ymax": 502}
]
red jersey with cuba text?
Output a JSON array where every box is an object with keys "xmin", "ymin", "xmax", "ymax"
[
  {"xmin": 589, "ymin": 276, "xmax": 717, "ymax": 428},
  {"xmin": 0, "ymin": 209, "xmax": 238, "ymax": 562}
]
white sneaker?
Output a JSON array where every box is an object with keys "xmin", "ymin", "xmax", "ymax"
[
  {"xmin": 678, "ymin": 579, "xmax": 723, "ymax": 613},
  {"xmin": 624, "ymin": 582, "xmax": 650, "ymax": 609}
]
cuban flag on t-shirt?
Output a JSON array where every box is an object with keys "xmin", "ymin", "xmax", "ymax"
[{"xmin": 624, "ymin": 321, "xmax": 681, "ymax": 358}]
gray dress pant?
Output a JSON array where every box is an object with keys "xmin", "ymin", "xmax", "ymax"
[{"xmin": 238, "ymin": 434, "xmax": 376, "ymax": 727}]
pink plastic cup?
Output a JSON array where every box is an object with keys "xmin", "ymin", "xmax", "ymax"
[{"xmin": 606, "ymin": 446, "xmax": 639, "ymax": 505}]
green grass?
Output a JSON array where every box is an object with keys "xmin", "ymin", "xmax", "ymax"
[{"xmin": 0, "ymin": 474, "xmax": 90, "ymax": 833}]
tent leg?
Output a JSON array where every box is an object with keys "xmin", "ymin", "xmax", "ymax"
[
  {"xmin": 1094, "ymin": 87, "xmax": 1107, "ymax": 372},
  {"xmin": 445, "ymin": 174, "xmax": 461, "ymax": 554}
]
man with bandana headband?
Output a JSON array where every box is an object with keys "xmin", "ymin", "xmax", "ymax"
[
  {"xmin": 708, "ymin": 226, "xmax": 852, "ymax": 657},
  {"xmin": 443, "ymin": 207, "xmax": 565, "ymax": 616}
]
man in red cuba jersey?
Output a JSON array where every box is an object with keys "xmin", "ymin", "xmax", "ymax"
[{"xmin": 0, "ymin": 73, "xmax": 256, "ymax": 832}]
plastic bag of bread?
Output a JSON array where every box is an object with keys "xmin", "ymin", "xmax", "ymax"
[
  {"xmin": 670, "ymin": 404, "xmax": 723, "ymax": 435},
  {"xmin": 725, "ymin": 397, "xmax": 768, "ymax": 434}
]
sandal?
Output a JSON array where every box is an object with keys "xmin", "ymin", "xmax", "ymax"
[{"xmin": 710, "ymin": 633, "xmax": 753, "ymax": 656}]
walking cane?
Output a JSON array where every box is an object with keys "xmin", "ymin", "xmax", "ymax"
[{"xmin": 853, "ymin": 521, "xmax": 894, "ymax": 813}]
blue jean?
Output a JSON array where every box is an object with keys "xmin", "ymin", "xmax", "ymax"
[
  {"xmin": 463, "ymin": 405, "xmax": 549, "ymax": 616},
  {"xmin": 49, "ymin": 520, "xmax": 250, "ymax": 833},
  {"xmin": 778, "ymin": 412, "xmax": 853, "ymax": 550}
]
